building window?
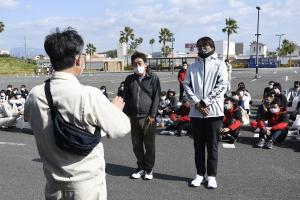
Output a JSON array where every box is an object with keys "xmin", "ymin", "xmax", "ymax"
[{"xmin": 259, "ymin": 47, "xmax": 261, "ymax": 51}]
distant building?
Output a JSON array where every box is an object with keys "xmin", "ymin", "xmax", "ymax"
[
  {"xmin": 214, "ymin": 40, "xmax": 235, "ymax": 60},
  {"xmin": 0, "ymin": 49, "xmax": 10, "ymax": 55},
  {"xmin": 185, "ymin": 41, "xmax": 236, "ymax": 60},
  {"xmin": 235, "ymin": 42, "xmax": 245, "ymax": 56},
  {"xmin": 250, "ymin": 42, "xmax": 267, "ymax": 57},
  {"xmin": 117, "ymin": 43, "xmax": 127, "ymax": 59}
]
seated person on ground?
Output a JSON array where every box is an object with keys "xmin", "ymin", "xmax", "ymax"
[
  {"xmin": 263, "ymin": 81, "xmax": 275, "ymax": 98},
  {"xmin": 286, "ymin": 81, "xmax": 300, "ymax": 107},
  {"xmin": 256, "ymin": 99, "xmax": 289, "ymax": 149},
  {"xmin": 100, "ymin": 85, "xmax": 108, "ymax": 99},
  {"xmin": 166, "ymin": 89, "xmax": 178, "ymax": 110},
  {"xmin": 117, "ymin": 81, "xmax": 125, "ymax": 98},
  {"xmin": 168, "ymin": 98, "xmax": 191, "ymax": 136},
  {"xmin": 251, "ymin": 93, "xmax": 274, "ymax": 133},
  {"xmin": 273, "ymin": 82, "xmax": 288, "ymax": 108},
  {"xmin": 219, "ymin": 97, "xmax": 242, "ymax": 144}
]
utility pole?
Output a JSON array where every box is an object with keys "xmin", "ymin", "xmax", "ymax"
[
  {"xmin": 255, "ymin": 6, "xmax": 261, "ymax": 79},
  {"xmin": 171, "ymin": 35, "xmax": 175, "ymax": 74},
  {"xmin": 24, "ymin": 36, "xmax": 27, "ymax": 59},
  {"xmin": 275, "ymin": 33, "xmax": 285, "ymax": 67}
]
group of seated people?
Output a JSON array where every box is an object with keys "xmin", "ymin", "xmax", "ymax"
[
  {"xmin": 156, "ymin": 80, "xmax": 300, "ymax": 149},
  {"xmin": 251, "ymin": 80, "xmax": 300, "ymax": 148},
  {"xmin": 0, "ymin": 84, "xmax": 30, "ymax": 129}
]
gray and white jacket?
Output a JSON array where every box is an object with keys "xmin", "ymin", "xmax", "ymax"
[{"xmin": 183, "ymin": 53, "xmax": 228, "ymax": 118}]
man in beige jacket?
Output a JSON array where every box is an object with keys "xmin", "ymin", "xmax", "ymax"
[{"xmin": 24, "ymin": 27, "xmax": 131, "ymax": 200}]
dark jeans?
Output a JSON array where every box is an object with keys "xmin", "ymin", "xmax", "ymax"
[
  {"xmin": 179, "ymin": 84, "xmax": 184, "ymax": 102},
  {"xmin": 191, "ymin": 117, "xmax": 223, "ymax": 177},
  {"xmin": 259, "ymin": 129, "xmax": 287, "ymax": 142},
  {"xmin": 130, "ymin": 117, "xmax": 156, "ymax": 172}
]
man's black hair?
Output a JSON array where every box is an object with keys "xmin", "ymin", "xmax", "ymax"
[
  {"xmin": 273, "ymin": 82, "xmax": 282, "ymax": 91},
  {"xmin": 196, "ymin": 37, "xmax": 215, "ymax": 50},
  {"xmin": 131, "ymin": 51, "xmax": 147, "ymax": 64},
  {"xmin": 182, "ymin": 61, "xmax": 187, "ymax": 65},
  {"xmin": 44, "ymin": 27, "xmax": 84, "ymax": 71}
]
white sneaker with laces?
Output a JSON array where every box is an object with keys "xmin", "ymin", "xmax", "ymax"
[
  {"xmin": 131, "ymin": 169, "xmax": 145, "ymax": 179},
  {"xmin": 207, "ymin": 176, "xmax": 217, "ymax": 189},
  {"xmin": 144, "ymin": 171, "xmax": 153, "ymax": 180},
  {"xmin": 191, "ymin": 175, "xmax": 206, "ymax": 187}
]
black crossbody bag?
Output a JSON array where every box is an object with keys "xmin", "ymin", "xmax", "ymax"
[{"xmin": 44, "ymin": 79, "xmax": 101, "ymax": 156}]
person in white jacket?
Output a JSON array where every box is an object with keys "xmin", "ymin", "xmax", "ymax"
[
  {"xmin": 184, "ymin": 37, "xmax": 227, "ymax": 189},
  {"xmin": 24, "ymin": 28, "xmax": 131, "ymax": 200}
]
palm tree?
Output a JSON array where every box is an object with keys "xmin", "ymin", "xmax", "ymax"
[
  {"xmin": 85, "ymin": 43, "xmax": 96, "ymax": 71},
  {"xmin": 222, "ymin": 18, "xmax": 239, "ymax": 60},
  {"xmin": 129, "ymin": 37, "xmax": 143, "ymax": 54},
  {"xmin": 0, "ymin": 21, "xmax": 4, "ymax": 33},
  {"xmin": 159, "ymin": 28, "xmax": 172, "ymax": 57},
  {"xmin": 279, "ymin": 39, "xmax": 296, "ymax": 67},
  {"xmin": 119, "ymin": 26, "xmax": 134, "ymax": 66},
  {"xmin": 149, "ymin": 38, "xmax": 155, "ymax": 56}
]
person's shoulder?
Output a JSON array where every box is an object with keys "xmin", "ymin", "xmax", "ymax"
[{"xmin": 28, "ymin": 84, "xmax": 44, "ymax": 97}]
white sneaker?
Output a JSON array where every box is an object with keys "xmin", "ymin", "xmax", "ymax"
[
  {"xmin": 190, "ymin": 175, "xmax": 206, "ymax": 187},
  {"xmin": 287, "ymin": 130, "xmax": 299, "ymax": 137},
  {"xmin": 207, "ymin": 176, "xmax": 217, "ymax": 189},
  {"xmin": 254, "ymin": 128, "xmax": 261, "ymax": 133},
  {"xmin": 144, "ymin": 171, "xmax": 153, "ymax": 180},
  {"xmin": 131, "ymin": 169, "xmax": 145, "ymax": 179}
]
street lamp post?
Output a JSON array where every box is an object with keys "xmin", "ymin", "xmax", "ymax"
[
  {"xmin": 255, "ymin": 6, "xmax": 261, "ymax": 79},
  {"xmin": 275, "ymin": 33, "xmax": 285, "ymax": 67},
  {"xmin": 171, "ymin": 36, "xmax": 175, "ymax": 74}
]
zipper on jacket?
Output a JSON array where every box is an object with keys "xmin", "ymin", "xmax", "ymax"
[
  {"xmin": 137, "ymin": 81, "xmax": 140, "ymax": 115},
  {"xmin": 203, "ymin": 58, "xmax": 206, "ymax": 98}
]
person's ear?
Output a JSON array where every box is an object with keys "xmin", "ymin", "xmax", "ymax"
[{"xmin": 75, "ymin": 55, "xmax": 81, "ymax": 67}]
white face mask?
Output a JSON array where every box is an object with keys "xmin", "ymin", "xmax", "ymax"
[
  {"xmin": 270, "ymin": 108, "xmax": 280, "ymax": 114},
  {"xmin": 101, "ymin": 89, "xmax": 105, "ymax": 93},
  {"xmin": 269, "ymin": 85, "xmax": 273, "ymax": 89},
  {"xmin": 183, "ymin": 65, "xmax": 187, "ymax": 69},
  {"xmin": 224, "ymin": 103, "xmax": 232, "ymax": 110},
  {"xmin": 16, "ymin": 95, "xmax": 22, "ymax": 99},
  {"xmin": 134, "ymin": 65, "xmax": 145, "ymax": 75}
]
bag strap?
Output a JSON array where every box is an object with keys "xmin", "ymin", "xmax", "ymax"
[
  {"xmin": 135, "ymin": 78, "xmax": 152, "ymax": 99},
  {"xmin": 44, "ymin": 79, "xmax": 56, "ymax": 120}
]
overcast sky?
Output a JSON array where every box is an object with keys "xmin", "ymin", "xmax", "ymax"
[{"xmin": 0, "ymin": 0, "xmax": 299, "ymax": 54}]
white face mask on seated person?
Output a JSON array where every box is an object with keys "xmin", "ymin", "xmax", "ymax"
[
  {"xmin": 224, "ymin": 103, "xmax": 233, "ymax": 110},
  {"xmin": 270, "ymin": 106, "xmax": 280, "ymax": 114}
]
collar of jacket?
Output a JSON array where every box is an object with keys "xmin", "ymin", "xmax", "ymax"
[
  {"xmin": 51, "ymin": 71, "xmax": 80, "ymax": 83},
  {"xmin": 197, "ymin": 53, "xmax": 218, "ymax": 62}
]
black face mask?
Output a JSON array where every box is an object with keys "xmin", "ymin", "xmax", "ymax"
[{"xmin": 198, "ymin": 49, "xmax": 214, "ymax": 58}]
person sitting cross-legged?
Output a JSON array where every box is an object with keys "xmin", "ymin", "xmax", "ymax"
[
  {"xmin": 219, "ymin": 97, "xmax": 242, "ymax": 144},
  {"xmin": 256, "ymin": 99, "xmax": 289, "ymax": 149}
]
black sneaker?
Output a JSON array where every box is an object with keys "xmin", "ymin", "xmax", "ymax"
[
  {"xmin": 256, "ymin": 138, "xmax": 265, "ymax": 148},
  {"xmin": 265, "ymin": 139, "xmax": 273, "ymax": 149}
]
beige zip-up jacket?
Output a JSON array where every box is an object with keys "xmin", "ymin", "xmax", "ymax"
[{"xmin": 24, "ymin": 72, "xmax": 131, "ymax": 183}]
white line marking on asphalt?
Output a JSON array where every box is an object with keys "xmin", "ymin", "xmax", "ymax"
[
  {"xmin": 254, "ymin": 134, "xmax": 259, "ymax": 138},
  {"xmin": 295, "ymin": 71, "xmax": 298, "ymax": 74},
  {"xmin": 222, "ymin": 143, "xmax": 236, "ymax": 149},
  {"xmin": 251, "ymin": 79, "xmax": 257, "ymax": 82},
  {"xmin": 0, "ymin": 142, "xmax": 26, "ymax": 146},
  {"xmin": 161, "ymin": 80, "xmax": 178, "ymax": 83},
  {"xmin": 285, "ymin": 76, "xmax": 288, "ymax": 82},
  {"xmin": 231, "ymin": 76, "xmax": 237, "ymax": 79},
  {"xmin": 273, "ymin": 70, "xmax": 277, "ymax": 74}
]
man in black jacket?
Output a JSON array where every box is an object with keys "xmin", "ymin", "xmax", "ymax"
[{"xmin": 124, "ymin": 51, "xmax": 161, "ymax": 180}]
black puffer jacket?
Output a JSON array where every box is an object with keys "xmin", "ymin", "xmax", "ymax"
[{"xmin": 123, "ymin": 70, "xmax": 161, "ymax": 119}]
